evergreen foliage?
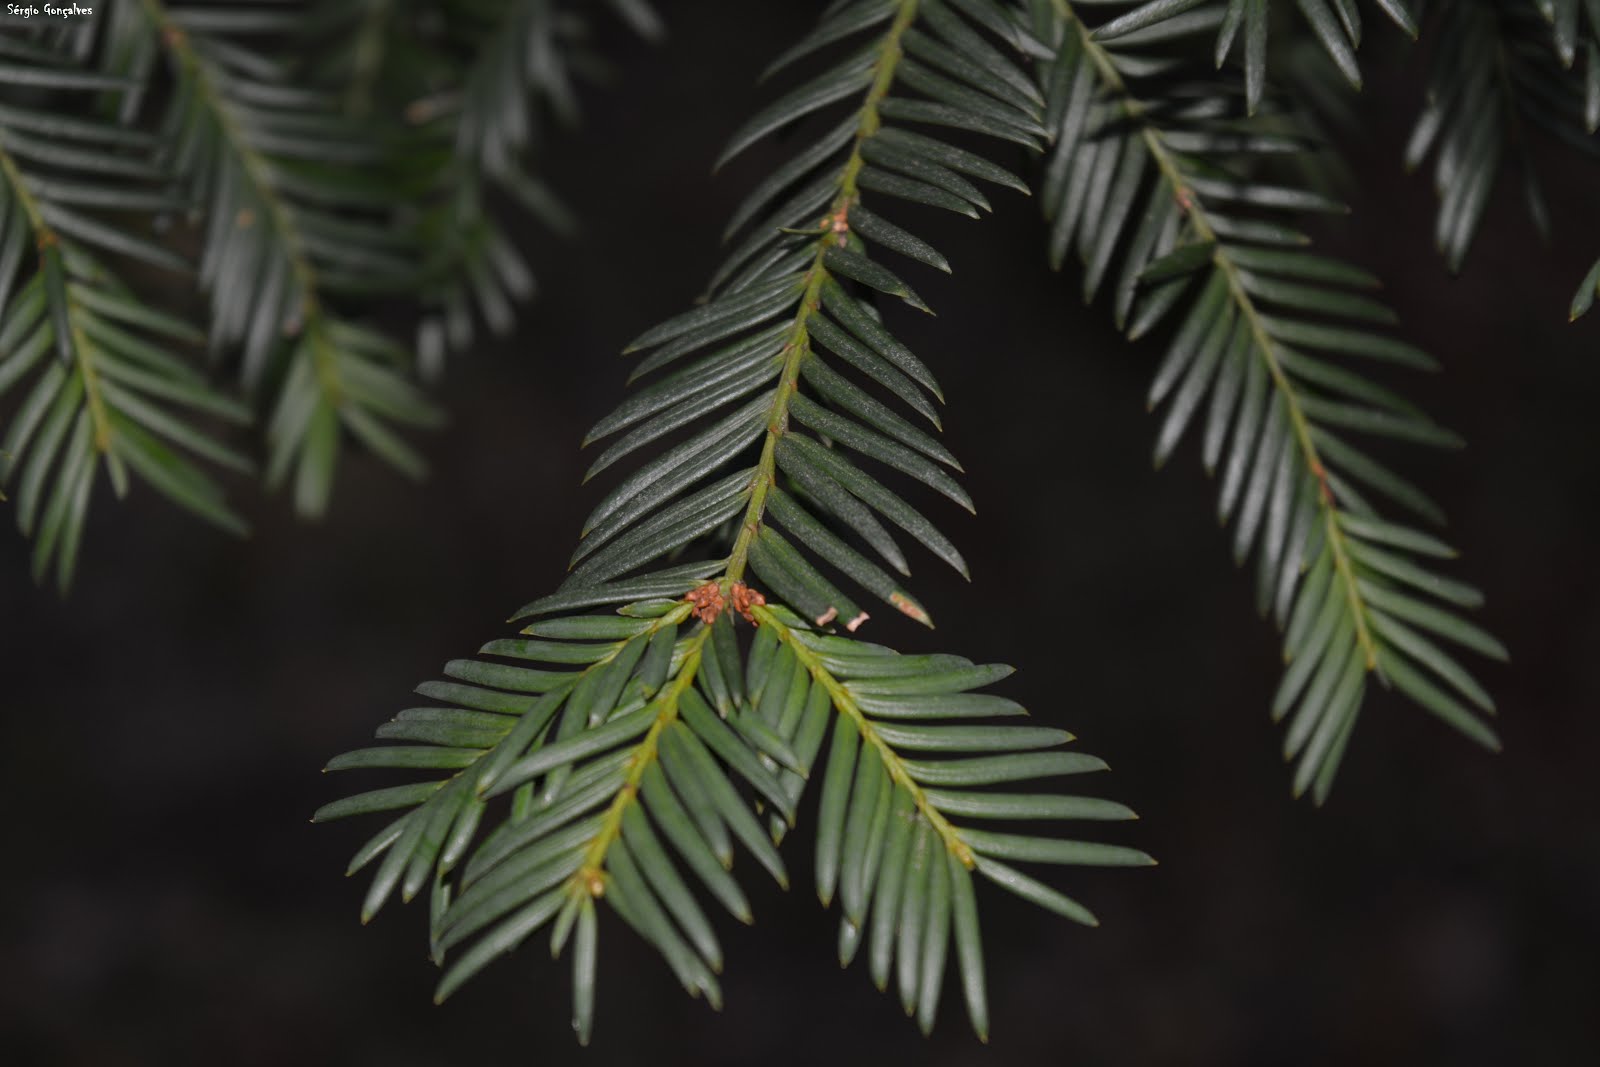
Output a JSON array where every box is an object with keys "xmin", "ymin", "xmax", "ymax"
[
  {"xmin": 1, "ymin": 0, "xmax": 639, "ymax": 584},
  {"xmin": 1033, "ymin": 0, "xmax": 1504, "ymax": 800},
  {"xmin": 318, "ymin": 0, "xmax": 1152, "ymax": 1040},
  {"xmin": 1405, "ymin": 0, "xmax": 1598, "ymax": 270},
  {"xmin": 7, "ymin": 0, "xmax": 1591, "ymax": 1044}
]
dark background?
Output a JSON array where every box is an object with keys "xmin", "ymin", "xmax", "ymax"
[{"xmin": 4, "ymin": 5, "xmax": 1598, "ymax": 1065}]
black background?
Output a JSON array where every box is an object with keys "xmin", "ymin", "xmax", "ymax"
[{"xmin": 4, "ymin": 5, "xmax": 1599, "ymax": 1065}]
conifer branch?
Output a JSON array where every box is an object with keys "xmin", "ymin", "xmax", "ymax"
[
  {"xmin": 0, "ymin": 33, "xmax": 249, "ymax": 588},
  {"xmin": 317, "ymin": 0, "xmax": 1147, "ymax": 1042},
  {"xmin": 1406, "ymin": 0, "xmax": 1598, "ymax": 270},
  {"xmin": 1035, "ymin": 0, "xmax": 1504, "ymax": 799}
]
